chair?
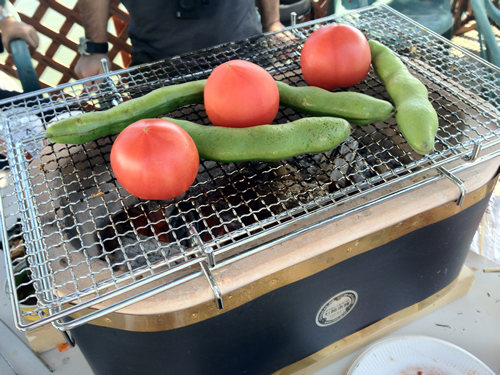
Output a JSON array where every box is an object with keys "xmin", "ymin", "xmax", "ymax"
[
  {"xmin": 328, "ymin": 0, "xmax": 454, "ymax": 38},
  {"xmin": 470, "ymin": 0, "xmax": 500, "ymax": 66},
  {"xmin": 0, "ymin": 0, "xmax": 40, "ymax": 92}
]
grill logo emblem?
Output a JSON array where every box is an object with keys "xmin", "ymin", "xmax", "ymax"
[{"xmin": 316, "ymin": 290, "xmax": 358, "ymax": 327}]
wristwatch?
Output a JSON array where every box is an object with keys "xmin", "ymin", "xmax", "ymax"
[
  {"xmin": 0, "ymin": 7, "xmax": 11, "ymax": 21},
  {"xmin": 78, "ymin": 37, "xmax": 108, "ymax": 56}
]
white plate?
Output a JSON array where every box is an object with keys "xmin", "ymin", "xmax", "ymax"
[{"xmin": 347, "ymin": 335, "xmax": 495, "ymax": 375}]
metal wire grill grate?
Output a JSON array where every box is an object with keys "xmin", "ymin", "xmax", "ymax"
[{"xmin": 1, "ymin": 5, "xmax": 499, "ymax": 331}]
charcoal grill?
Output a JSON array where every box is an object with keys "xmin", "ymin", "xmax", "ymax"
[{"xmin": 1, "ymin": 4, "xmax": 499, "ymax": 375}]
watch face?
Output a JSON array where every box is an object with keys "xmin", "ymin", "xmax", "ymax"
[
  {"xmin": 78, "ymin": 37, "xmax": 90, "ymax": 56},
  {"xmin": 0, "ymin": 8, "xmax": 10, "ymax": 21}
]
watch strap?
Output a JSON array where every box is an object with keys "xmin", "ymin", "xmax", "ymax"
[{"xmin": 79, "ymin": 37, "xmax": 108, "ymax": 55}]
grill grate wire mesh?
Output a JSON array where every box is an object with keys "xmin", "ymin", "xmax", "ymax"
[{"xmin": 0, "ymin": 5, "xmax": 499, "ymax": 330}]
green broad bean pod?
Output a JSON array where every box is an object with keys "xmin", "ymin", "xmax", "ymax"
[
  {"xmin": 165, "ymin": 117, "xmax": 351, "ymax": 162},
  {"xmin": 45, "ymin": 77, "xmax": 395, "ymax": 145},
  {"xmin": 45, "ymin": 80, "xmax": 207, "ymax": 144},
  {"xmin": 276, "ymin": 81, "xmax": 394, "ymax": 125},
  {"xmin": 368, "ymin": 40, "xmax": 438, "ymax": 155}
]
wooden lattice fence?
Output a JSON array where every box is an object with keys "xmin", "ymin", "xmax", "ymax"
[
  {"xmin": 0, "ymin": 0, "xmax": 131, "ymax": 89},
  {"xmin": 1, "ymin": 0, "xmax": 493, "ymax": 90}
]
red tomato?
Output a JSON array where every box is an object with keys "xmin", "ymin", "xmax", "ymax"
[
  {"xmin": 300, "ymin": 24, "xmax": 371, "ymax": 90},
  {"xmin": 110, "ymin": 119, "xmax": 199, "ymax": 200},
  {"xmin": 204, "ymin": 59, "xmax": 279, "ymax": 128}
]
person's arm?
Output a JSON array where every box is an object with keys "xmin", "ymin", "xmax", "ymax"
[
  {"xmin": 0, "ymin": 4, "xmax": 39, "ymax": 52},
  {"xmin": 78, "ymin": 0, "xmax": 109, "ymax": 43},
  {"xmin": 256, "ymin": 0, "xmax": 285, "ymax": 32},
  {"xmin": 74, "ymin": 0, "xmax": 111, "ymax": 79}
]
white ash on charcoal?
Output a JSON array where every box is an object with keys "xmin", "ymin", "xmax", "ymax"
[
  {"xmin": 191, "ymin": 136, "xmax": 373, "ymax": 234},
  {"xmin": 29, "ymin": 143, "xmax": 195, "ymax": 285},
  {"xmin": 193, "ymin": 136, "xmax": 376, "ymax": 227},
  {"xmin": 356, "ymin": 124, "xmax": 413, "ymax": 176},
  {"xmin": 266, "ymin": 136, "xmax": 372, "ymax": 202},
  {"xmin": 329, "ymin": 137, "xmax": 375, "ymax": 188},
  {"xmin": 192, "ymin": 160, "xmax": 279, "ymax": 237},
  {"xmin": 99, "ymin": 200, "xmax": 195, "ymax": 272}
]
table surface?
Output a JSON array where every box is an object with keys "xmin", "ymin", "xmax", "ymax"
[{"xmin": 1, "ymin": 250, "xmax": 499, "ymax": 375}]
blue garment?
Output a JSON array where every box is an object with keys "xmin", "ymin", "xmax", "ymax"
[{"xmin": 120, "ymin": 0, "xmax": 262, "ymax": 60}]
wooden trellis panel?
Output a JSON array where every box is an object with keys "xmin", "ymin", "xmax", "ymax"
[
  {"xmin": 452, "ymin": 0, "xmax": 500, "ymax": 35},
  {"xmin": 0, "ymin": 0, "xmax": 131, "ymax": 89}
]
